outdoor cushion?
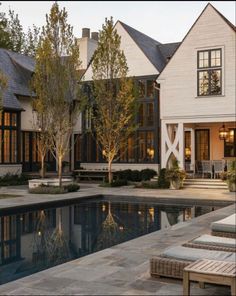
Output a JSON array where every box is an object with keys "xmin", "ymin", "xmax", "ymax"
[
  {"xmin": 163, "ymin": 245, "xmax": 236, "ymax": 262},
  {"xmin": 211, "ymin": 213, "xmax": 236, "ymax": 233},
  {"xmin": 193, "ymin": 234, "xmax": 236, "ymax": 249}
]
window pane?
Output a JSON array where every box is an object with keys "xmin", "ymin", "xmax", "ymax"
[
  {"xmin": 74, "ymin": 134, "xmax": 81, "ymax": 162},
  {"xmin": 138, "ymin": 132, "xmax": 145, "ymax": 162},
  {"xmin": 211, "ymin": 49, "xmax": 221, "ymax": 67},
  {"xmin": 146, "ymin": 102, "xmax": 154, "ymax": 126},
  {"xmin": 127, "ymin": 136, "xmax": 135, "ymax": 162},
  {"xmin": 198, "ymin": 71, "xmax": 209, "ymax": 95},
  {"xmin": 210, "ymin": 70, "xmax": 221, "ymax": 95},
  {"xmin": 4, "ymin": 113, "xmax": 10, "ymax": 126},
  {"xmin": 146, "ymin": 132, "xmax": 154, "ymax": 162},
  {"xmin": 138, "ymin": 80, "xmax": 145, "ymax": 98},
  {"xmin": 147, "ymin": 80, "xmax": 154, "ymax": 98},
  {"xmin": 11, "ymin": 130, "xmax": 17, "ymax": 163},
  {"xmin": 4, "ymin": 130, "xmax": 10, "ymax": 162},
  {"xmin": 224, "ymin": 129, "xmax": 236, "ymax": 157},
  {"xmin": 138, "ymin": 103, "xmax": 144, "ymax": 127},
  {"xmin": 198, "ymin": 51, "xmax": 209, "ymax": 68},
  {"xmin": 24, "ymin": 132, "xmax": 30, "ymax": 162}
]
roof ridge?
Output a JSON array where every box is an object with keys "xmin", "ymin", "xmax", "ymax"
[{"xmin": 118, "ymin": 20, "xmax": 162, "ymax": 45}]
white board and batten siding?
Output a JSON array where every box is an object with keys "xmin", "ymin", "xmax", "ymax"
[{"xmin": 158, "ymin": 5, "xmax": 236, "ymax": 124}]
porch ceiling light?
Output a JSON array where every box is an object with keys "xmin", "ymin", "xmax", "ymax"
[{"xmin": 219, "ymin": 123, "xmax": 229, "ymax": 140}]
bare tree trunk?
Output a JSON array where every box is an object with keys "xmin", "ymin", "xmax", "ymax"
[
  {"xmin": 58, "ymin": 155, "xmax": 62, "ymax": 188},
  {"xmin": 108, "ymin": 160, "xmax": 113, "ymax": 184},
  {"xmin": 41, "ymin": 155, "xmax": 45, "ymax": 178}
]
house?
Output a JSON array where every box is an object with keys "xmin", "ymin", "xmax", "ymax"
[
  {"xmin": 79, "ymin": 21, "xmax": 179, "ymax": 172},
  {"xmin": 157, "ymin": 3, "xmax": 236, "ymax": 174}
]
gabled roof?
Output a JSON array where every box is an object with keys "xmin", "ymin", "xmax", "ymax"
[
  {"xmin": 158, "ymin": 3, "xmax": 235, "ymax": 78},
  {"xmin": 0, "ymin": 48, "xmax": 35, "ymax": 110},
  {"xmin": 117, "ymin": 21, "xmax": 180, "ymax": 73}
]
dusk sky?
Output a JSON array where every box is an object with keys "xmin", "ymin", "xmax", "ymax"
[{"xmin": 0, "ymin": 1, "xmax": 235, "ymax": 43}]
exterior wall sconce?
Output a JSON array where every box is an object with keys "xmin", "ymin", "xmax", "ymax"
[{"xmin": 219, "ymin": 123, "xmax": 229, "ymax": 140}]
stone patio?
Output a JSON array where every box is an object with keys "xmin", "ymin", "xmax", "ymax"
[{"xmin": 0, "ymin": 184, "xmax": 235, "ymax": 295}]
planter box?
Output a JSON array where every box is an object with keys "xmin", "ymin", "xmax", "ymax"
[
  {"xmin": 228, "ymin": 181, "xmax": 236, "ymax": 192},
  {"xmin": 29, "ymin": 178, "xmax": 73, "ymax": 189}
]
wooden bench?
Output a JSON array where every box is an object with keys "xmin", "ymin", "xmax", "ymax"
[{"xmin": 183, "ymin": 259, "xmax": 236, "ymax": 296}]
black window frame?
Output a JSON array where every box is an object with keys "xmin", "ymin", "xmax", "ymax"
[
  {"xmin": 197, "ymin": 48, "xmax": 222, "ymax": 97},
  {"xmin": 0, "ymin": 111, "xmax": 20, "ymax": 164},
  {"xmin": 224, "ymin": 128, "xmax": 236, "ymax": 158}
]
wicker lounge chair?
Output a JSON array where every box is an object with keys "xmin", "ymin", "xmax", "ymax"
[
  {"xmin": 150, "ymin": 245, "xmax": 235, "ymax": 279},
  {"xmin": 183, "ymin": 234, "xmax": 236, "ymax": 252},
  {"xmin": 211, "ymin": 214, "xmax": 236, "ymax": 238}
]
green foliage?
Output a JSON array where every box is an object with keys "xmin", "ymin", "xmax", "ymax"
[
  {"xmin": 100, "ymin": 179, "xmax": 128, "ymax": 187},
  {"xmin": 227, "ymin": 160, "xmax": 236, "ymax": 183},
  {"xmin": 115, "ymin": 169, "xmax": 156, "ymax": 182},
  {"xmin": 0, "ymin": 4, "xmax": 40, "ymax": 55},
  {"xmin": 138, "ymin": 181, "xmax": 159, "ymax": 189},
  {"xmin": 140, "ymin": 169, "xmax": 157, "ymax": 181},
  {"xmin": 64, "ymin": 183, "xmax": 80, "ymax": 192},
  {"xmin": 166, "ymin": 158, "xmax": 186, "ymax": 181},
  {"xmin": 31, "ymin": 2, "xmax": 82, "ymax": 187},
  {"xmin": 29, "ymin": 182, "xmax": 80, "ymax": 194},
  {"xmin": 29, "ymin": 185, "xmax": 66, "ymax": 194},
  {"xmin": 91, "ymin": 17, "xmax": 137, "ymax": 183},
  {"xmin": 0, "ymin": 70, "xmax": 7, "ymax": 112},
  {"xmin": 157, "ymin": 168, "xmax": 170, "ymax": 189},
  {"xmin": 0, "ymin": 173, "xmax": 30, "ymax": 186}
]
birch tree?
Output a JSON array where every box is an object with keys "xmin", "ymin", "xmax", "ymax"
[{"xmin": 92, "ymin": 17, "xmax": 137, "ymax": 184}]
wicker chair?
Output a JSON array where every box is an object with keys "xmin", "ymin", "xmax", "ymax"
[
  {"xmin": 150, "ymin": 246, "xmax": 236, "ymax": 279},
  {"xmin": 201, "ymin": 160, "xmax": 213, "ymax": 178},
  {"xmin": 212, "ymin": 160, "xmax": 224, "ymax": 178}
]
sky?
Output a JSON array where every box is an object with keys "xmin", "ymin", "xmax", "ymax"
[{"xmin": 0, "ymin": 1, "xmax": 235, "ymax": 43}]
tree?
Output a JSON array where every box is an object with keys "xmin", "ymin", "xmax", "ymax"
[
  {"xmin": 24, "ymin": 25, "xmax": 41, "ymax": 57},
  {"xmin": 0, "ymin": 4, "xmax": 12, "ymax": 49},
  {"xmin": 0, "ymin": 70, "xmax": 7, "ymax": 113},
  {"xmin": 92, "ymin": 17, "xmax": 137, "ymax": 184},
  {"xmin": 32, "ymin": 2, "xmax": 82, "ymax": 187}
]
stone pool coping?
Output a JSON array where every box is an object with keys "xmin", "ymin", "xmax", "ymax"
[
  {"xmin": 0, "ymin": 183, "xmax": 235, "ymax": 212},
  {"xmin": 0, "ymin": 201, "xmax": 235, "ymax": 295}
]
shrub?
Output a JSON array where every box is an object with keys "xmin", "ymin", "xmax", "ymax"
[
  {"xmin": 116, "ymin": 169, "xmax": 132, "ymax": 181},
  {"xmin": 139, "ymin": 181, "xmax": 159, "ymax": 189},
  {"xmin": 0, "ymin": 173, "xmax": 31, "ymax": 186},
  {"xmin": 29, "ymin": 185, "xmax": 66, "ymax": 194},
  {"xmin": 157, "ymin": 168, "xmax": 170, "ymax": 189},
  {"xmin": 227, "ymin": 160, "xmax": 236, "ymax": 183},
  {"xmin": 130, "ymin": 170, "xmax": 142, "ymax": 182},
  {"xmin": 140, "ymin": 169, "xmax": 157, "ymax": 181},
  {"xmin": 100, "ymin": 179, "xmax": 128, "ymax": 187},
  {"xmin": 64, "ymin": 183, "xmax": 80, "ymax": 192}
]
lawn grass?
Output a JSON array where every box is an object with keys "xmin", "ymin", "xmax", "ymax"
[{"xmin": 0, "ymin": 194, "xmax": 21, "ymax": 199}]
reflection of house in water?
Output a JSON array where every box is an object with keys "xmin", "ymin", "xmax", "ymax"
[{"xmin": 0, "ymin": 202, "xmax": 219, "ymax": 285}]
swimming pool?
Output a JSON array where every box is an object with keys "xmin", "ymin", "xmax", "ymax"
[{"xmin": 0, "ymin": 196, "xmax": 224, "ymax": 285}]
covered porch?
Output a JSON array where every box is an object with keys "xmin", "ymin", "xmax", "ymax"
[{"xmin": 161, "ymin": 119, "xmax": 236, "ymax": 178}]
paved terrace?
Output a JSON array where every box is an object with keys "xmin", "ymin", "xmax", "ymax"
[{"xmin": 0, "ymin": 184, "xmax": 235, "ymax": 295}]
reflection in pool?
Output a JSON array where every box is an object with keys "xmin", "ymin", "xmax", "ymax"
[{"xmin": 0, "ymin": 199, "xmax": 220, "ymax": 285}]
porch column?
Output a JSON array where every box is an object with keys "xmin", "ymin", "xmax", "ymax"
[{"xmin": 178, "ymin": 123, "xmax": 184, "ymax": 169}]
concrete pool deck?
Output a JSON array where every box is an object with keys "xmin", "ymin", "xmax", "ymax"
[{"xmin": 0, "ymin": 184, "xmax": 235, "ymax": 295}]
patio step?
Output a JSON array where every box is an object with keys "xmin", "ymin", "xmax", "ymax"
[{"xmin": 184, "ymin": 178, "xmax": 228, "ymax": 189}]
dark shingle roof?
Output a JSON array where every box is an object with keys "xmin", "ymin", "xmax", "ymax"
[
  {"xmin": 0, "ymin": 48, "xmax": 35, "ymax": 110},
  {"xmin": 118, "ymin": 21, "xmax": 180, "ymax": 73}
]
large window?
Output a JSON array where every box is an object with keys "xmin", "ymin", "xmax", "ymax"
[
  {"xmin": 224, "ymin": 128, "xmax": 236, "ymax": 157},
  {"xmin": 0, "ymin": 112, "xmax": 19, "ymax": 164},
  {"xmin": 197, "ymin": 49, "xmax": 222, "ymax": 96}
]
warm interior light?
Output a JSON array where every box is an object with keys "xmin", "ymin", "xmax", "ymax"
[{"xmin": 219, "ymin": 124, "xmax": 229, "ymax": 140}]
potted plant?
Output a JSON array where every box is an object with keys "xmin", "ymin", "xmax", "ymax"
[
  {"xmin": 226, "ymin": 160, "xmax": 236, "ymax": 192},
  {"xmin": 166, "ymin": 158, "xmax": 187, "ymax": 190}
]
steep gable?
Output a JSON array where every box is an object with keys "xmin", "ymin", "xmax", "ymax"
[{"xmin": 158, "ymin": 3, "xmax": 235, "ymax": 79}]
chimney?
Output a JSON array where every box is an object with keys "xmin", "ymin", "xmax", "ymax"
[
  {"xmin": 91, "ymin": 32, "xmax": 99, "ymax": 41},
  {"xmin": 82, "ymin": 28, "xmax": 90, "ymax": 38}
]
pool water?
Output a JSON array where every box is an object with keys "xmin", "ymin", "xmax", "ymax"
[{"xmin": 0, "ymin": 198, "xmax": 221, "ymax": 285}]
